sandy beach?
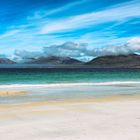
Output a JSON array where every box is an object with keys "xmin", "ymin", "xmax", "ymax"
[
  {"xmin": 0, "ymin": 95, "xmax": 140, "ymax": 140},
  {"xmin": 0, "ymin": 90, "xmax": 29, "ymax": 97}
]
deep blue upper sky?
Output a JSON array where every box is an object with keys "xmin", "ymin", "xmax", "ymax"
[{"xmin": 0, "ymin": 0, "xmax": 140, "ymax": 60}]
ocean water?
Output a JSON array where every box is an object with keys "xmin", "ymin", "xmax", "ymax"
[
  {"xmin": 0, "ymin": 68, "xmax": 140, "ymax": 84},
  {"xmin": 0, "ymin": 68, "xmax": 140, "ymax": 104}
]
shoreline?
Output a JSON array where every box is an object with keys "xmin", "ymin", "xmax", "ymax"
[
  {"xmin": 0, "ymin": 94, "xmax": 140, "ymax": 108},
  {"xmin": 0, "ymin": 80, "xmax": 140, "ymax": 88}
]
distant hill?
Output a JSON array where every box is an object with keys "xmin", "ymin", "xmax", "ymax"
[
  {"xmin": 86, "ymin": 54, "xmax": 140, "ymax": 68},
  {"xmin": 1, "ymin": 54, "xmax": 140, "ymax": 68},
  {"xmin": 26, "ymin": 56, "xmax": 83, "ymax": 65},
  {"xmin": 0, "ymin": 58, "xmax": 16, "ymax": 64}
]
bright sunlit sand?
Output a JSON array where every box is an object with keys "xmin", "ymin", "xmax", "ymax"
[{"xmin": 0, "ymin": 95, "xmax": 140, "ymax": 140}]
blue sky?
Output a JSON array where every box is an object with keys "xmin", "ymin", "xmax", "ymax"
[{"xmin": 0, "ymin": 0, "xmax": 140, "ymax": 61}]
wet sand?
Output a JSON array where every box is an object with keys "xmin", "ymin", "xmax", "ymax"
[{"xmin": 0, "ymin": 90, "xmax": 29, "ymax": 97}]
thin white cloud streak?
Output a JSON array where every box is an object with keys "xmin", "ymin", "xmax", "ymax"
[
  {"xmin": 0, "ymin": 30, "xmax": 20, "ymax": 39},
  {"xmin": 45, "ymin": 0, "xmax": 90, "ymax": 16},
  {"xmin": 27, "ymin": 0, "xmax": 90, "ymax": 20},
  {"xmin": 40, "ymin": 0, "xmax": 140, "ymax": 34}
]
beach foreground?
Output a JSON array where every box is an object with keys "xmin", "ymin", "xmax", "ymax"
[
  {"xmin": 0, "ymin": 95, "xmax": 140, "ymax": 140},
  {"xmin": 0, "ymin": 90, "xmax": 29, "ymax": 97}
]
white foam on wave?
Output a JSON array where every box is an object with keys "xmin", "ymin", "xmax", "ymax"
[{"xmin": 0, "ymin": 81, "xmax": 140, "ymax": 88}]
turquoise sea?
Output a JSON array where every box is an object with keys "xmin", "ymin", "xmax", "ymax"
[
  {"xmin": 0, "ymin": 68, "xmax": 140, "ymax": 104},
  {"xmin": 0, "ymin": 68, "xmax": 140, "ymax": 84}
]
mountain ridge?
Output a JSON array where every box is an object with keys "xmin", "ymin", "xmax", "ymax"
[
  {"xmin": 86, "ymin": 54, "xmax": 140, "ymax": 68},
  {"xmin": 1, "ymin": 54, "xmax": 140, "ymax": 68},
  {"xmin": 0, "ymin": 58, "xmax": 16, "ymax": 64},
  {"xmin": 26, "ymin": 56, "xmax": 83, "ymax": 65}
]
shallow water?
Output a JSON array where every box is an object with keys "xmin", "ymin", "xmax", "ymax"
[
  {"xmin": 0, "ymin": 68, "xmax": 140, "ymax": 104},
  {"xmin": 0, "ymin": 68, "xmax": 140, "ymax": 84}
]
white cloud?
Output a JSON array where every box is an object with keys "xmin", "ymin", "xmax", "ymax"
[
  {"xmin": 27, "ymin": 0, "xmax": 90, "ymax": 20},
  {"xmin": 43, "ymin": 41, "xmax": 89, "ymax": 57},
  {"xmin": 126, "ymin": 37, "xmax": 140, "ymax": 51},
  {"xmin": 40, "ymin": 0, "xmax": 140, "ymax": 34},
  {"xmin": 14, "ymin": 50, "xmax": 43, "ymax": 59},
  {"xmin": 14, "ymin": 50, "xmax": 44, "ymax": 62},
  {"xmin": 90, "ymin": 37, "xmax": 140, "ymax": 56},
  {"xmin": 0, "ymin": 30, "xmax": 20, "ymax": 39},
  {"xmin": 44, "ymin": 0, "xmax": 89, "ymax": 16},
  {"xmin": 14, "ymin": 41, "xmax": 90, "ymax": 62},
  {"xmin": 13, "ymin": 37, "xmax": 140, "ymax": 62}
]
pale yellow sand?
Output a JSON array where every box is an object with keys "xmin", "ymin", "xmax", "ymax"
[
  {"xmin": 0, "ymin": 90, "xmax": 29, "ymax": 96},
  {"xmin": 0, "ymin": 95, "xmax": 140, "ymax": 140}
]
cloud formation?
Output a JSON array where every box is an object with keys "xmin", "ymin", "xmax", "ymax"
[
  {"xmin": 29, "ymin": 0, "xmax": 89, "ymax": 20},
  {"xmin": 0, "ymin": 0, "xmax": 139, "ymax": 57},
  {"xmin": 90, "ymin": 37, "xmax": 140, "ymax": 57},
  {"xmin": 14, "ymin": 42, "xmax": 89, "ymax": 62},
  {"xmin": 14, "ymin": 50, "xmax": 44, "ymax": 62},
  {"xmin": 0, "ymin": 54, "xmax": 7, "ymax": 58},
  {"xmin": 13, "ymin": 37, "xmax": 140, "ymax": 62},
  {"xmin": 127, "ymin": 37, "xmax": 140, "ymax": 52},
  {"xmin": 43, "ymin": 42, "xmax": 88, "ymax": 57},
  {"xmin": 40, "ymin": 0, "xmax": 140, "ymax": 34},
  {"xmin": 0, "ymin": 30, "xmax": 20, "ymax": 39}
]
